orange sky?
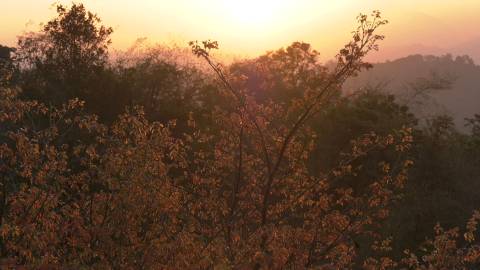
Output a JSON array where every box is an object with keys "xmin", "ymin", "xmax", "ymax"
[{"xmin": 1, "ymin": 0, "xmax": 480, "ymax": 62}]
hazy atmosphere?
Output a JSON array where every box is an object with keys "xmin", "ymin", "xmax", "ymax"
[
  {"xmin": 1, "ymin": 1, "xmax": 480, "ymax": 269},
  {"xmin": 2, "ymin": 0, "xmax": 480, "ymax": 61}
]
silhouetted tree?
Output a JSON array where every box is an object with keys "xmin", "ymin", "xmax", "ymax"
[
  {"xmin": 0, "ymin": 45, "xmax": 15, "ymax": 86},
  {"xmin": 16, "ymin": 4, "xmax": 112, "ymax": 106}
]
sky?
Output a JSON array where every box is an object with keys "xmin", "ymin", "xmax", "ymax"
[{"xmin": 1, "ymin": 0, "xmax": 480, "ymax": 62}]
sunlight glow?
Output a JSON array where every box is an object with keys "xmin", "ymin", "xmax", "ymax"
[
  {"xmin": 222, "ymin": 0, "xmax": 290, "ymax": 30},
  {"xmin": 2, "ymin": 0, "xmax": 480, "ymax": 60},
  {"xmin": 224, "ymin": 0, "xmax": 275, "ymax": 24}
]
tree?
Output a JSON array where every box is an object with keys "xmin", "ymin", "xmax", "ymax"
[
  {"xmin": 186, "ymin": 11, "xmax": 412, "ymax": 269},
  {"xmin": 16, "ymin": 4, "xmax": 112, "ymax": 105},
  {"xmin": 0, "ymin": 45, "xmax": 15, "ymax": 87},
  {"xmin": 229, "ymin": 42, "xmax": 329, "ymax": 105}
]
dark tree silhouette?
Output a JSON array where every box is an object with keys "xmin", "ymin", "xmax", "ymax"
[{"xmin": 16, "ymin": 4, "xmax": 112, "ymax": 104}]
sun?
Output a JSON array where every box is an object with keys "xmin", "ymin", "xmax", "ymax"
[{"xmin": 222, "ymin": 0, "xmax": 286, "ymax": 27}]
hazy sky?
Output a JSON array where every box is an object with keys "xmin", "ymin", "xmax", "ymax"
[{"xmin": 2, "ymin": 0, "xmax": 480, "ymax": 61}]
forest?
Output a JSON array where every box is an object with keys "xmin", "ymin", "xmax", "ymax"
[{"xmin": 1, "ymin": 3, "xmax": 480, "ymax": 269}]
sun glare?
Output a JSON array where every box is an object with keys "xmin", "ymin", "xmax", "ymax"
[{"xmin": 222, "ymin": 0, "xmax": 287, "ymax": 29}]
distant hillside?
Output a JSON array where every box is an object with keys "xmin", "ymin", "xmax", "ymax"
[
  {"xmin": 451, "ymin": 37, "xmax": 480, "ymax": 64},
  {"xmin": 344, "ymin": 54, "xmax": 480, "ymax": 131},
  {"xmin": 365, "ymin": 36, "xmax": 480, "ymax": 64}
]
